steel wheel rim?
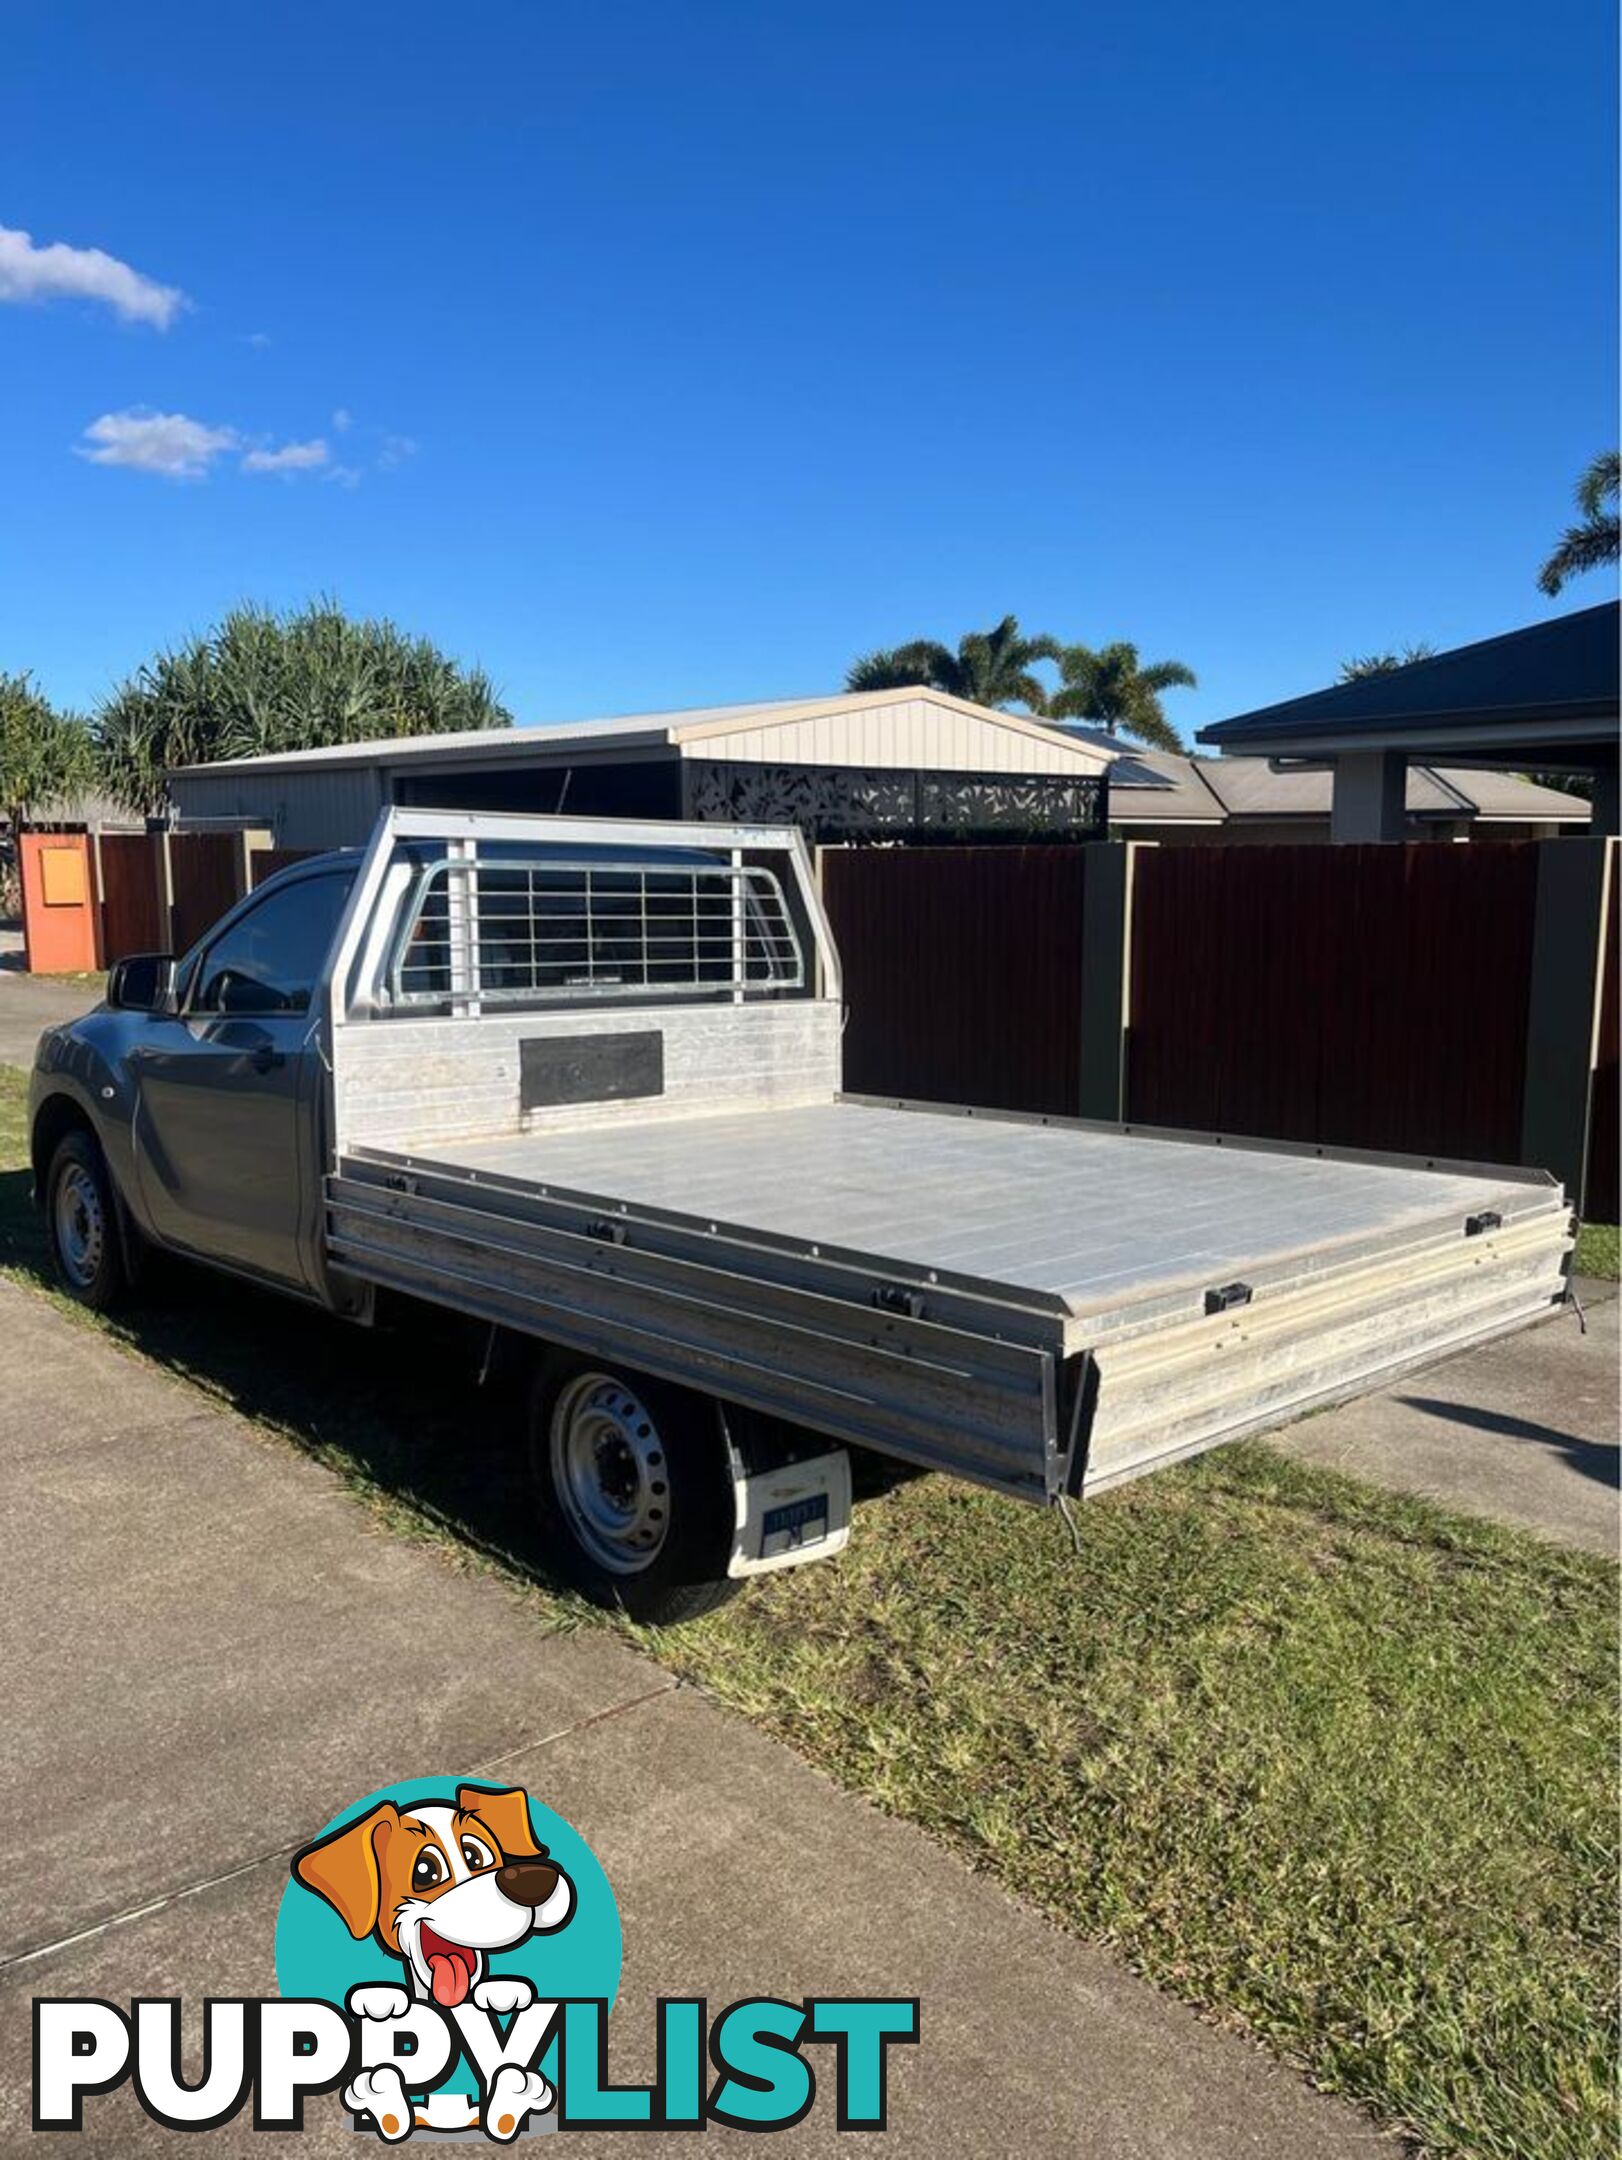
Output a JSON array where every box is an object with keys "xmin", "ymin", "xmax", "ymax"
[
  {"xmin": 54, "ymin": 1162, "xmax": 104, "ymax": 1289},
  {"xmin": 549, "ymin": 1373, "xmax": 670, "ymax": 1576}
]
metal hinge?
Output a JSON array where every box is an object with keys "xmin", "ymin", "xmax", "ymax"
[
  {"xmin": 1205, "ymin": 1281, "xmax": 1253, "ymax": 1315},
  {"xmin": 871, "ymin": 1283, "xmax": 927, "ymax": 1320},
  {"xmin": 1464, "ymin": 1210, "xmax": 1502, "ymax": 1238},
  {"xmin": 1059, "ymin": 1349, "xmax": 1101, "ymax": 1502}
]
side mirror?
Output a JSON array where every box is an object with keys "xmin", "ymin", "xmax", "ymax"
[{"xmin": 106, "ymin": 953, "xmax": 178, "ymax": 1013}]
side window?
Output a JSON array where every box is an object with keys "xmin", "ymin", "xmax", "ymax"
[{"xmin": 191, "ymin": 872, "xmax": 356, "ymax": 1016}]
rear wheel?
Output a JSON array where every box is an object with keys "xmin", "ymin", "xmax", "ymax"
[
  {"xmin": 46, "ymin": 1130, "xmax": 128, "ymax": 1311},
  {"xmin": 529, "ymin": 1356, "xmax": 740, "ymax": 1625}
]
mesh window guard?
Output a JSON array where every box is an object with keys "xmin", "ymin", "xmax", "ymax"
[{"xmin": 391, "ymin": 856, "xmax": 804, "ymax": 1006}]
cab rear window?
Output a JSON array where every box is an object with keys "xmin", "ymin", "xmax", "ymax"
[{"xmin": 192, "ymin": 870, "xmax": 357, "ymax": 1015}]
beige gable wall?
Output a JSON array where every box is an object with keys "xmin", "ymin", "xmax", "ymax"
[{"xmin": 677, "ymin": 695, "xmax": 1109, "ymax": 776}]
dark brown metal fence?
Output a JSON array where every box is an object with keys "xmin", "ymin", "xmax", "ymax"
[
  {"xmin": 96, "ymin": 835, "xmax": 163, "ymax": 962},
  {"xmin": 168, "ymin": 834, "xmax": 243, "ymax": 954},
  {"xmin": 1586, "ymin": 864, "xmax": 1619, "ymax": 1222},
  {"xmin": 1126, "ymin": 843, "xmax": 1539, "ymax": 1164},
  {"xmin": 821, "ymin": 840, "xmax": 1617, "ymax": 1203},
  {"xmin": 821, "ymin": 846, "xmax": 1087, "ymax": 1114},
  {"xmin": 250, "ymin": 847, "xmax": 317, "ymax": 888},
  {"xmin": 94, "ymin": 832, "xmax": 249, "ymax": 962}
]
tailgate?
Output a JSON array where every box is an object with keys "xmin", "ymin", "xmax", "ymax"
[{"xmin": 1075, "ymin": 1198, "xmax": 1571, "ymax": 1492}]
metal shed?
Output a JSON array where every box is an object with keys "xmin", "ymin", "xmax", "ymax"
[{"xmin": 165, "ymin": 689, "xmax": 1112, "ymax": 851}]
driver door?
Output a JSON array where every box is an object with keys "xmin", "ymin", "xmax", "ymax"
[{"xmin": 130, "ymin": 867, "xmax": 356, "ymax": 1289}]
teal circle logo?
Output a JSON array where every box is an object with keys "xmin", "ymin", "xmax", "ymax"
[{"xmin": 274, "ymin": 1777, "xmax": 621, "ymax": 2095}]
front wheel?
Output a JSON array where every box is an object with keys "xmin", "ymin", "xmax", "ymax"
[
  {"xmin": 46, "ymin": 1130, "xmax": 128, "ymax": 1311},
  {"xmin": 529, "ymin": 1357, "xmax": 740, "ymax": 1625}
]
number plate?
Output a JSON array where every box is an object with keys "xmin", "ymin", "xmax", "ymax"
[
  {"xmin": 761, "ymin": 1494, "xmax": 831, "ymax": 1556},
  {"xmin": 729, "ymin": 1449, "xmax": 852, "ymax": 1578}
]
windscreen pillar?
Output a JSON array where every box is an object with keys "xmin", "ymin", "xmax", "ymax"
[{"xmin": 1329, "ymin": 750, "xmax": 1408, "ymax": 842}]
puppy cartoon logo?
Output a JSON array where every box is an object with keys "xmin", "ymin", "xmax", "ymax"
[
  {"xmin": 292, "ymin": 1783, "xmax": 574, "ymax": 2013},
  {"xmin": 33, "ymin": 1778, "xmax": 918, "ymax": 2140},
  {"xmin": 277, "ymin": 1777, "xmax": 623, "ymax": 2142}
]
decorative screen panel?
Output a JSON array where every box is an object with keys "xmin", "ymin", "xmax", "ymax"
[{"xmin": 683, "ymin": 760, "xmax": 1107, "ymax": 841}]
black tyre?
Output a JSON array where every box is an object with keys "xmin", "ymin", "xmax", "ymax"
[
  {"xmin": 46, "ymin": 1130, "xmax": 128, "ymax": 1311},
  {"xmin": 528, "ymin": 1355, "xmax": 740, "ymax": 1625}
]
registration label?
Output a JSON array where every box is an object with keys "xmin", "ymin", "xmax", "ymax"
[{"xmin": 761, "ymin": 1494, "xmax": 830, "ymax": 1554}]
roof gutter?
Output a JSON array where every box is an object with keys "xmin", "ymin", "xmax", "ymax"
[{"xmin": 1199, "ymin": 702, "xmax": 1617, "ymax": 753}]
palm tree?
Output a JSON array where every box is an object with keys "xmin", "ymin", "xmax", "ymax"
[
  {"xmin": 1339, "ymin": 643, "xmax": 1435, "ymax": 680},
  {"xmin": 1538, "ymin": 451, "xmax": 1619, "ymax": 596},
  {"xmin": 1046, "ymin": 642, "xmax": 1196, "ymax": 754},
  {"xmin": 845, "ymin": 616, "xmax": 1060, "ymax": 713}
]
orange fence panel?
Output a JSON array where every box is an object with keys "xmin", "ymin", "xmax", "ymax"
[{"xmin": 19, "ymin": 833, "xmax": 98, "ymax": 975}]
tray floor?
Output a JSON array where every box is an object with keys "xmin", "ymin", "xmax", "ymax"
[{"xmin": 385, "ymin": 1102, "xmax": 1548, "ymax": 1318}]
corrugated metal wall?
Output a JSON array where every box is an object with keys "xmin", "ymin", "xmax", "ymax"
[{"xmin": 167, "ymin": 765, "xmax": 387, "ymax": 850}]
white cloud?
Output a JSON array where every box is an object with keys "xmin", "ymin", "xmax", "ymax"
[
  {"xmin": 77, "ymin": 408, "xmax": 376, "ymax": 484},
  {"xmin": 378, "ymin": 432, "xmax": 418, "ymax": 471},
  {"xmin": 76, "ymin": 408, "xmax": 238, "ymax": 479},
  {"xmin": 242, "ymin": 330, "xmax": 272, "ymax": 349},
  {"xmin": 77, "ymin": 411, "xmax": 333, "ymax": 482},
  {"xmin": 241, "ymin": 437, "xmax": 329, "ymax": 475},
  {"xmin": 331, "ymin": 406, "xmax": 352, "ymax": 432},
  {"xmin": 0, "ymin": 223, "xmax": 187, "ymax": 328}
]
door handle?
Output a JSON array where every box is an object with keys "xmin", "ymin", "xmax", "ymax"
[{"xmin": 250, "ymin": 1043, "xmax": 284, "ymax": 1074}]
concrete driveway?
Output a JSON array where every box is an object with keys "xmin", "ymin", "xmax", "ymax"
[
  {"xmin": 1278, "ymin": 1281, "xmax": 1618, "ymax": 1555},
  {"xmin": 0, "ymin": 1278, "xmax": 1387, "ymax": 2158},
  {"xmin": 0, "ymin": 947, "xmax": 102, "ymax": 1068}
]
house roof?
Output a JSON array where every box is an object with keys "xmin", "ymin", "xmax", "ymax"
[
  {"xmin": 1197, "ymin": 602, "xmax": 1620, "ymax": 762},
  {"xmin": 1437, "ymin": 767, "xmax": 1595, "ymax": 819},
  {"xmin": 1049, "ymin": 728, "xmax": 1223, "ymax": 820},
  {"xmin": 1194, "ymin": 758, "xmax": 1587, "ymax": 822},
  {"xmin": 168, "ymin": 688, "xmax": 1109, "ymax": 779},
  {"xmin": 1195, "ymin": 757, "xmax": 1466, "ymax": 817},
  {"xmin": 1047, "ymin": 726, "xmax": 1589, "ymax": 826}
]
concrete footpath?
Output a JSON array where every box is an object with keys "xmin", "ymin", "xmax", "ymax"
[{"xmin": 0, "ymin": 1278, "xmax": 1387, "ymax": 2157}]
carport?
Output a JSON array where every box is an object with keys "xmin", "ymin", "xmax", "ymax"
[{"xmin": 1197, "ymin": 602, "xmax": 1619, "ymax": 843}]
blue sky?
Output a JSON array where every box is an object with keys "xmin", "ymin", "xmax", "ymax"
[{"xmin": 1, "ymin": 0, "xmax": 1615, "ymax": 735}]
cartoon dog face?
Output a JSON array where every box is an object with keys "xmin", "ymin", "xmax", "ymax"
[{"xmin": 292, "ymin": 1783, "xmax": 574, "ymax": 2008}]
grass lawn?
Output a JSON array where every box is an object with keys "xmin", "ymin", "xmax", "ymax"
[
  {"xmin": 1576, "ymin": 1221, "xmax": 1619, "ymax": 1281},
  {"xmin": 1, "ymin": 1064, "xmax": 1615, "ymax": 2160}
]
